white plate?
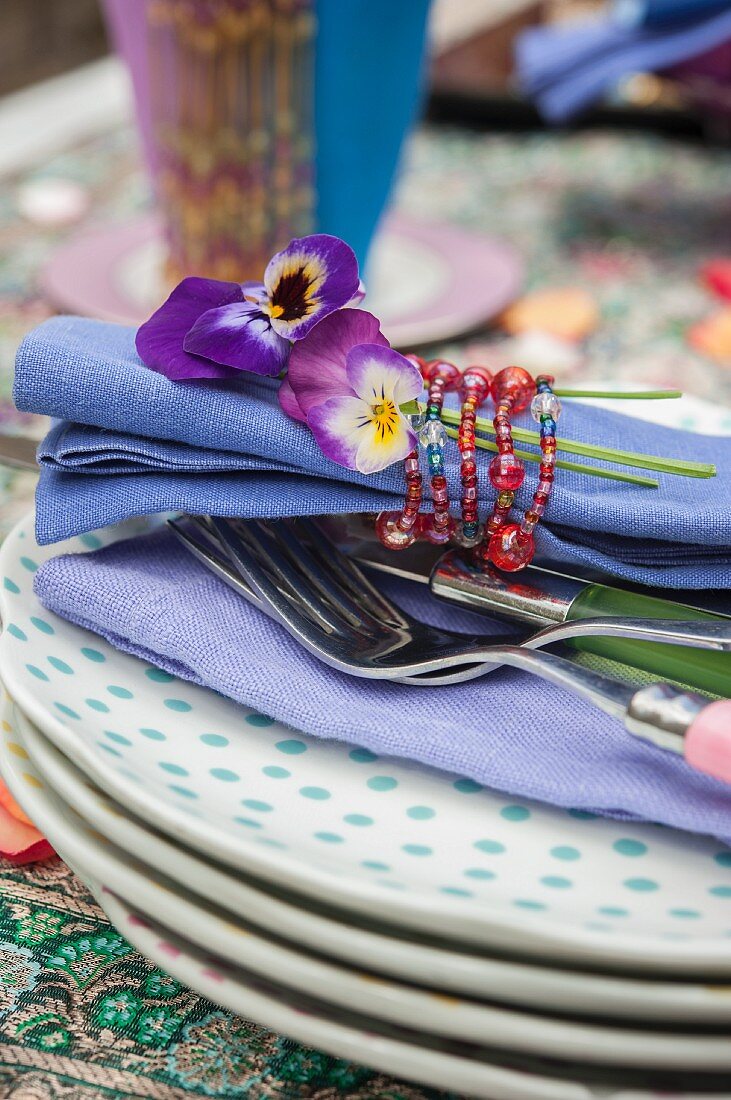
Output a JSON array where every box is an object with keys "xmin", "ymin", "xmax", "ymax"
[
  {"xmin": 3, "ymin": 707, "xmax": 731, "ymax": 1077},
  {"xmin": 3, "ymin": 511, "xmax": 731, "ymax": 974},
  {"xmin": 15, "ymin": 699, "xmax": 731, "ymax": 1026}
]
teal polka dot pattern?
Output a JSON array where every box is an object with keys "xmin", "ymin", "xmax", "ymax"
[
  {"xmin": 362, "ymin": 861, "xmax": 390, "ymax": 872},
  {"xmin": 464, "ymin": 868, "xmax": 496, "ymax": 881},
  {"xmin": 169, "ymin": 785, "xmax": 198, "ymax": 800},
  {"xmin": 514, "ymin": 900, "xmax": 546, "ymax": 911},
  {"xmin": 107, "ymin": 685, "xmax": 133, "ymax": 700},
  {"xmin": 159, "ymin": 762, "xmax": 189, "ymax": 777},
  {"xmin": 163, "ymin": 698, "xmax": 191, "ymax": 712},
  {"xmin": 453, "ymin": 778, "xmax": 482, "ymax": 794},
  {"xmin": 145, "ymin": 667, "xmax": 174, "ymax": 683},
  {"xmin": 714, "ymin": 852, "xmax": 731, "ymax": 868},
  {"xmin": 349, "ymin": 748, "xmax": 378, "ymax": 763},
  {"xmin": 300, "ymin": 786, "xmax": 330, "ymax": 801},
  {"xmin": 315, "ymin": 832, "xmax": 344, "ymax": 844},
  {"xmin": 3, "ymin": 577, "xmax": 19, "ymax": 594},
  {"xmin": 200, "ymin": 734, "xmax": 229, "ymax": 747},
  {"xmin": 276, "ymin": 739, "xmax": 306, "ymax": 755},
  {"xmin": 242, "ymin": 799, "xmax": 273, "ymax": 813},
  {"xmin": 624, "ymin": 878, "xmax": 659, "ymax": 892},
  {"xmin": 568, "ymin": 809, "xmax": 598, "ymax": 820},
  {"xmin": 30, "ymin": 616, "xmax": 54, "ymax": 635},
  {"xmin": 402, "ymin": 844, "xmax": 432, "ymax": 857},
  {"xmin": 54, "ymin": 703, "xmax": 80, "ymax": 720},
  {"xmin": 474, "ymin": 839, "xmax": 505, "ymax": 855},
  {"xmin": 367, "ymin": 776, "xmax": 398, "ymax": 792},
  {"xmin": 26, "ymin": 664, "xmax": 49, "ymax": 681},
  {"xmin": 262, "ymin": 766, "xmax": 290, "ymax": 779},
  {"xmin": 210, "ymin": 768, "xmax": 240, "ymax": 783},
  {"xmin": 441, "ymin": 886, "xmax": 472, "ymax": 897},
  {"xmin": 80, "ymin": 533, "xmax": 102, "ymax": 549},
  {"xmin": 105, "ymin": 731, "xmax": 133, "ymax": 747},
  {"xmin": 501, "ymin": 805, "xmax": 530, "ymax": 822},
  {"xmin": 235, "ymin": 816, "xmax": 262, "ymax": 829},
  {"xmin": 541, "ymin": 875, "xmax": 573, "ymax": 890},
  {"xmin": 245, "ymin": 713, "xmax": 274, "ymax": 727},
  {"xmin": 343, "ymin": 814, "xmax": 373, "ymax": 827},
  {"xmin": 139, "ymin": 728, "xmax": 166, "ymax": 741},
  {"xmin": 669, "ymin": 909, "xmax": 700, "ymax": 919},
  {"xmin": 709, "ymin": 886, "xmax": 731, "ymax": 898},
  {"xmin": 598, "ymin": 907, "xmax": 629, "ymax": 918},
  {"xmin": 6, "ymin": 624, "xmax": 26, "ymax": 641},
  {"xmin": 84, "ymin": 695, "xmax": 108, "ymax": 712},
  {"xmin": 20, "ymin": 556, "xmax": 38, "ymax": 572},
  {"xmin": 614, "ymin": 839, "xmax": 648, "ymax": 858},
  {"xmin": 48, "ymin": 656, "xmax": 73, "ymax": 675},
  {"xmin": 81, "ymin": 647, "xmax": 106, "ymax": 663},
  {"xmin": 407, "ymin": 806, "xmax": 435, "ymax": 820},
  {"xmin": 551, "ymin": 846, "xmax": 581, "ymax": 861}
]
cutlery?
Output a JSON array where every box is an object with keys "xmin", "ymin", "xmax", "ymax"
[
  {"xmin": 327, "ymin": 513, "xmax": 731, "ymax": 698},
  {"xmin": 171, "ymin": 516, "xmax": 731, "ymax": 673},
  {"xmin": 171, "ymin": 515, "xmax": 731, "ymax": 784}
]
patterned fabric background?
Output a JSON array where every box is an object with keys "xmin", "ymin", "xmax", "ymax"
[{"xmin": 1, "ymin": 118, "xmax": 730, "ymax": 1096}]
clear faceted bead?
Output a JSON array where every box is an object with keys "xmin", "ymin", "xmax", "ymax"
[
  {"xmin": 408, "ymin": 410, "xmax": 426, "ymax": 432},
  {"xmin": 530, "ymin": 391, "xmax": 562, "ymax": 423},
  {"xmin": 419, "ymin": 419, "xmax": 447, "ymax": 449}
]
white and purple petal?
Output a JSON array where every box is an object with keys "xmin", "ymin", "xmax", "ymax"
[
  {"xmin": 285, "ymin": 309, "xmax": 388, "ymax": 419},
  {"xmin": 354, "ymin": 413, "xmax": 416, "ymax": 474},
  {"xmin": 264, "ymin": 234, "xmax": 360, "ymax": 341},
  {"xmin": 345, "ymin": 344, "xmax": 423, "ymax": 407},
  {"xmin": 135, "ymin": 277, "xmax": 244, "ymax": 381},
  {"xmin": 306, "ymin": 395, "xmax": 364, "ymax": 470},
  {"xmin": 183, "ymin": 302, "xmax": 291, "ymax": 377}
]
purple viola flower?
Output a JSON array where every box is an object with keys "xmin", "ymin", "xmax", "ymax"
[
  {"xmin": 281, "ymin": 308, "xmax": 423, "ymax": 474},
  {"xmin": 135, "ymin": 234, "xmax": 360, "ymax": 382}
]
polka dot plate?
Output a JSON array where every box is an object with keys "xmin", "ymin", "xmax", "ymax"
[
  {"xmin": 16, "ymin": 700, "xmax": 731, "ymax": 1025},
  {"xmin": 4, "ymin": 707, "xmax": 731, "ymax": 1093},
  {"xmin": 3, "ymin": 512, "xmax": 731, "ymax": 975}
]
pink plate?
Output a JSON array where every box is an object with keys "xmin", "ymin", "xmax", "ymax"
[{"xmin": 39, "ymin": 213, "xmax": 522, "ymax": 350}]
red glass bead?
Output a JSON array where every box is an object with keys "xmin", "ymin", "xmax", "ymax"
[
  {"xmin": 462, "ymin": 473, "xmax": 477, "ymax": 489},
  {"xmin": 489, "ymin": 452, "xmax": 525, "ymax": 491},
  {"xmin": 422, "ymin": 360, "xmax": 461, "ymax": 390},
  {"xmin": 488, "ymin": 523, "xmax": 535, "ymax": 572},
  {"xmin": 491, "ymin": 366, "xmax": 536, "ymax": 413},
  {"xmin": 376, "ymin": 510, "xmax": 420, "ymax": 550},
  {"xmin": 405, "ymin": 354, "xmax": 428, "ymax": 374},
  {"xmin": 431, "ymin": 474, "xmax": 447, "ymax": 490},
  {"xmin": 422, "ymin": 514, "xmax": 455, "ymax": 545}
]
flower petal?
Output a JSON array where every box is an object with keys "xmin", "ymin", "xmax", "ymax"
[
  {"xmin": 306, "ymin": 395, "xmax": 365, "ymax": 470},
  {"xmin": 184, "ymin": 302, "xmax": 290, "ymax": 377},
  {"xmin": 285, "ymin": 309, "xmax": 388, "ymax": 418},
  {"xmin": 278, "ymin": 377, "xmax": 306, "ymax": 422},
  {"xmin": 265, "ymin": 234, "xmax": 360, "ymax": 340},
  {"xmin": 346, "ymin": 279, "xmax": 367, "ymax": 308},
  {"xmin": 136, "ymin": 277, "xmax": 244, "ymax": 381},
  {"xmin": 307, "ymin": 393, "xmax": 417, "ymax": 474},
  {"xmin": 345, "ymin": 343, "xmax": 423, "ymax": 406}
]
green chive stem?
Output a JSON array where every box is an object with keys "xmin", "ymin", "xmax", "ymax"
[
  {"xmin": 554, "ymin": 389, "xmax": 683, "ymax": 400},
  {"xmin": 443, "ymin": 427, "xmax": 659, "ymax": 488}
]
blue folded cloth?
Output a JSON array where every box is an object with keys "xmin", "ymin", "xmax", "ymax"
[
  {"xmin": 32, "ymin": 526, "xmax": 731, "ymax": 842},
  {"xmin": 516, "ymin": 8, "xmax": 731, "ymax": 121},
  {"xmin": 13, "ymin": 315, "xmax": 731, "ymax": 589}
]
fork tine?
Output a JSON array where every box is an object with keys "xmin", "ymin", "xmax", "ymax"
[
  {"xmin": 210, "ymin": 517, "xmax": 367, "ymax": 639},
  {"xmin": 287, "ymin": 517, "xmax": 412, "ymax": 629},
  {"xmin": 258, "ymin": 519, "xmax": 395, "ymax": 636},
  {"xmin": 168, "ymin": 519, "xmax": 266, "ymax": 613}
]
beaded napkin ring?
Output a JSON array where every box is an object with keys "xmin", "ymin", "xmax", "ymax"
[
  {"xmin": 420, "ymin": 359, "xmax": 461, "ymax": 545},
  {"xmin": 486, "ymin": 373, "xmax": 561, "ymax": 572},
  {"xmin": 455, "ymin": 365, "xmax": 493, "ymax": 548}
]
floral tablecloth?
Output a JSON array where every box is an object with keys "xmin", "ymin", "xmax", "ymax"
[{"xmin": 1, "ymin": 119, "xmax": 730, "ymax": 1097}]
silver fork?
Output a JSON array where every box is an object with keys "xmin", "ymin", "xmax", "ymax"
[{"xmin": 169, "ymin": 514, "xmax": 731, "ymax": 687}]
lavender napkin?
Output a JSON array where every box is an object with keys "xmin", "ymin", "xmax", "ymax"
[
  {"xmin": 33, "ymin": 527, "xmax": 731, "ymax": 841},
  {"xmin": 13, "ymin": 316, "xmax": 731, "ymax": 589}
]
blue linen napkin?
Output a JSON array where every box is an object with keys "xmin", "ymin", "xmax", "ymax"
[
  {"xmin": 515, "ymin": 8, "xmax": 731, "ymax": 121},
  {"xmin": 13, "ymin": 315, "xmax": 731, "ymax": 589},
  {"xmin": 32, "ymin": 526, "xmax": 731, "ymax": 841}
]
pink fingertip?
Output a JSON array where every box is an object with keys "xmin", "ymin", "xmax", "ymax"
[{"xmin": 685, "ymin": 700, "xmax": 731, "ymax": 785}]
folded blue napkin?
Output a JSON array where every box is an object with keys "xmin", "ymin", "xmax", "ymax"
[
  {"xmin": 32, "ymin": 527, "xmax": 731, "ymax": 841},
  {"xmin": 13, "ymin": 315, "xmax": 731, "ymax": 589},
  {"xmin": 516, "ymin": 8, "xmax": 731, "ymax": 121}
]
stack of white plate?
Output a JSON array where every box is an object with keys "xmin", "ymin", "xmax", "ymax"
[{"xmin": 2, "ymin": 510, "xmax": 731, "ymax": 1100}]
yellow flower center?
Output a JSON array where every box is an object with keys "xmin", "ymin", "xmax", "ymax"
[{"xmin": 369, "ymin": 399, "xmax": 398, "ymax": 444}]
